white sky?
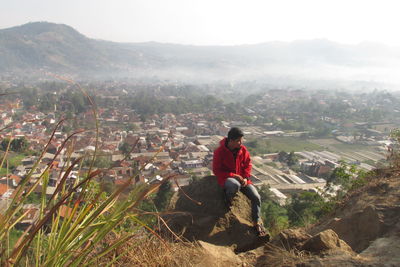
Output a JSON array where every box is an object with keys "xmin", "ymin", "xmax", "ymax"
[{"xmin": 1, "ymin": 0, "xmax": 399, "ymax": 46}]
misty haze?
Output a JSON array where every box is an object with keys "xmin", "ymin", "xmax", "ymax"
[{"xmin": 0, "ymin": 22, "xmax": 400, "ymax": 90}]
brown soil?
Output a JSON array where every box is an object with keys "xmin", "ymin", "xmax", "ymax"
[
  {"xmin": 254, "ymin": 168, "xmax": 400, "ymax": 266},
  {"xmin": 310, "ymin": 168, "xmax": 400, "ymax": 253}
]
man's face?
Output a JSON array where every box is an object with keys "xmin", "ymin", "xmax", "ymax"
[{"xmin": 228, "ymin": 137, "xmax": 243, "ymax": 150}]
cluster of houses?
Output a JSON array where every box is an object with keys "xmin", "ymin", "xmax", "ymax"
[
  {"xmin": 0, "ymin": 100, "xmax": 233, "ymax": 227},
  {"xmin": 0, "ymin": 91, "xmax": 393, "ymax": 228}
]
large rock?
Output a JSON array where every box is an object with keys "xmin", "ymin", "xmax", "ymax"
[
  {"xmin": 273, "ymin": 228, "xmax": 312, "ymax": 251},
  {"xmin": 197, "ymin": 241, "xmax": 242, "ymax": 266},
  {"xmin": 311, "ymin": 205, "xmax": 384, "ymax": 252},
  {"xmin": 302, "ymin": 229, "xmax": 354, "ymax": 254},
  {"xmin": 163, "ymin": 176, "xmax": 268, "ymax": 252}
]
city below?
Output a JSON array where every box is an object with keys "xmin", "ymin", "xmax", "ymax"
[{"xmin": 0, "ymin": 81, "xmax": 397, "ymax": 225}]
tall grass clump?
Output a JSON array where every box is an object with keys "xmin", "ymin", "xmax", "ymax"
[
  {"xmin": 96, "ymin": 233, "xmax": 205, "ymax": 267},
  {"xmin": 388, "ymin": 129, "xmax": 400, "ymax": 168},
  {"xmin": 0, "ymin": 79, "xmax": 173, "ymax": 266}
]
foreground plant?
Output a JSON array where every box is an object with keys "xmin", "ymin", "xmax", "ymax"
[{"xmin": 0, "ymin": 80, "xmax": 172, "ymax": 266}]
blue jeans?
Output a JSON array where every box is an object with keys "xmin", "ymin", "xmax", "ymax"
[{"xmin": 224, "ymin": 177, "xmax": 261, "ymax": 223}]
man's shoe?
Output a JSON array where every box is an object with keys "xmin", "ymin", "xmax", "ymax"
[{"xmin": 254, "ymin": 223, "xmax": 270, "ymax": 240}]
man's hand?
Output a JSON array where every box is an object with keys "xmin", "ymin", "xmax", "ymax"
[{"xmin": 233, "ymin": 174, "xmax": 247, "ymax": 186}]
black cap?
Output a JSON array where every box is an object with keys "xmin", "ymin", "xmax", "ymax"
[{"xmin": 227, "ymin": 127, "xmax": 244, "ymax": 140}]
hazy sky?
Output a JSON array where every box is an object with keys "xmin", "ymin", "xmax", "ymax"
[{"xmin": 1, "ymin": 0, "xmax": 399, "ymax": 46}]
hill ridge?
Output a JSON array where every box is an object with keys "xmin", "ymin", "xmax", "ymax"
[{"xmin": 1, "ymin": 21, "xmax": 400, "ymax": 84}]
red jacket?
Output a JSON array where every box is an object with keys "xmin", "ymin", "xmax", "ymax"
[{"xmin": 213, "ymin": 138, "xmax": 252, "ymax": 187}]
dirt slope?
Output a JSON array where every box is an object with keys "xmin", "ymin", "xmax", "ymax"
[
  {"xmin": 310, "ymin": 168, "xmax": 400, "ymax": 252},
  {"xmin": 252, "ymin": 168, "xmax": 400, "ymax": 266},
  {"xmin": 164, "ymin": 169, "xmax": 400, "ymax": 266}
]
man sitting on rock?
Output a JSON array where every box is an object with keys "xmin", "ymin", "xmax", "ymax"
[{"xmin": 213, "ymin": 127, "xmax": 267, "ymax": 237}]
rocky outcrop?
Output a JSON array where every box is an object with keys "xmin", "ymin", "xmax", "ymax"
[
  {"xmin": 273, "ymin": 228, "xmax": 312, "ymax": 251},
  {"xmin": 163, "ymin": 176, "xmax": 269, "ymax": 252},
  {"xmin": 301, "ymin": 229, "xmax": 353, "ymax": 254},
  {"xmin": 309, "ymin": 173, "xmax": 400, "ymax": 253},
  {"xmin": 162, "ymin": 170, "xmax": 400, "ymax": 266},
  {"xmin": 310, "ymin": 205, "xmax": 384, "ymax": 252},
  {"xmin": 250, "ymin": 229, "xmax": 365, "ymax": 267},
  {"xmin": 250, "ymin": 169, "xmax": 400, "ymax": 266},
  {"xmin": 197, "ymin": 241, "xmax": 242, "ymax": 266}
]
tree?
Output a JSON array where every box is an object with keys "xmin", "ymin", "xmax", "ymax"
[
  {"xmin": 22, "ymin": 88, "xmax": 39, "ymax": 109},
  {"xmin": 1, "ymin": 137, "xmax": 29, "ymax": 152},
  {"xmin": 327, "ymin": 162, "xmax": 352, "ymax": 189},
  {"xmin": 138, "ymin": 198, "xmax": 157, "ymax": 226},
  {"xmin": 261, "ymin": 201, "xmax": 289, "ymax": 235},
  {"xmin": 325, "ymin": 162, "xmax": 367, "ymax": 198},
  {"xmin": 125, "ymin": 123, "xmax": 138, "ymax": 132},
  {"xmin": 0, "ymin": 138, "xmax": 11, "ymax": 151},
  {"xmin": 278, "ymin": 151, "xmax": 288, "ymax": 162},
  {"xmin": 258, "ymin": 184, "xmax": 274, "ymax": 202},
  {"xmin": 287, "ymin": 151, "xmax": 298, "ymax": 166},
  {"xmin": 62, "ymin": 125, "xmax": 72, "ymax": 133},
  {"xmin": 153, "ymin": 181, "xmax": 173, "ymax": 211},
  {"xmin": 38, "ymin": 94, "xmax": 53, "ymax": 111},
  {"xmin": 83, "ymin": 154, "xmax": 112, "ymax": 168},
  {"xmin": 94, "ymin": 155, "xmax": 112, "ymax": 168},
  {"xmin": 286, "ymin": 191, "xmax": 332, "ymax": 227},
  {"xmin": 258, "ymin": 184, "xmax": 289, "ymax": 235},
  {"xmin": 100, "ymin": 176, "xmax": 115, "ymax": 195},
  {"xmin": 71, "ymin": 92, "xmax": 87, "ymax": 113},
  {"xmin": 119, "ymin": 142, "xmax": 132, "ymax": 157}
]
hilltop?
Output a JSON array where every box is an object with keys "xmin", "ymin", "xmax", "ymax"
[
  {"xmin": 154, "ymin": 169, "xmax": 400, "ymax": 266},
  {"xmin": 1, "ymin": 22, "xmax": 400, "ymax": 85},
  {"xmin": 0, "ymin": 22, "xmax": 148, "ymax": 75}
]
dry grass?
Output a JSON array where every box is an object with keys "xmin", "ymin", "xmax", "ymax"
[
  {"xmin": 95, "ymin": 232, "xmax": 205, "ymax": 267},
  {"xmin": 256, "ymin": 243, "xmax": 311, "ymax": 267}
]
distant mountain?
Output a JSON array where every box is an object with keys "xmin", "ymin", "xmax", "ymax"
[
  {"xmin": 0, "ymin": 22, "xmax": 150, "ymax": 74},
  {"xmin": 1, "ymin": 22, "xmax": 400, "ymax": 85}
]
